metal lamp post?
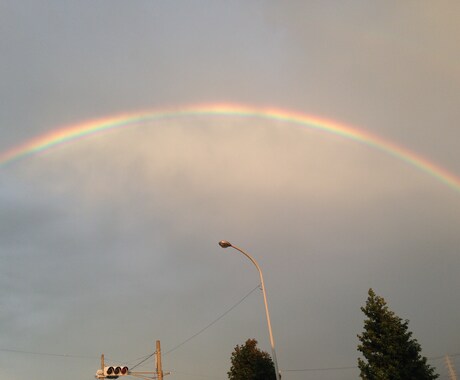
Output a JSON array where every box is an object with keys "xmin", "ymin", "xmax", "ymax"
[{"xmin": 218, "ymin": 240, "xmax": 281, "ymax": 380}]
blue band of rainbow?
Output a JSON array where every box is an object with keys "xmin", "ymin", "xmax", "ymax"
[{"xmin": 1, "ymin": 103, "xmax": 459, "ymax": 193}]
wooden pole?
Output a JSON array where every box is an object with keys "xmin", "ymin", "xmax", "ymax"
[
  {"xmin": 446, "ymin": 355, "xmax": 458, "ymax": 380},
  {"xmin": 156, "ymin": 341, "xmax": 163, "ymax": 380}
]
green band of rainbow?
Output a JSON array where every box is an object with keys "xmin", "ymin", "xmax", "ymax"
[{"xmin": 1, "ymin": 103, "xmax": 459, "ymax": 193}]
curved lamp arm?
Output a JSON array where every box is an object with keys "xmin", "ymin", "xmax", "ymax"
[{"xmin": 218, "ymin": 240, "xmax": 281, "ymax": 380}]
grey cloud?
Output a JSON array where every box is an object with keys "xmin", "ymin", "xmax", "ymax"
[{"xmin": 1, "ymin": 2, "xmax": 459, "ymax": 380}]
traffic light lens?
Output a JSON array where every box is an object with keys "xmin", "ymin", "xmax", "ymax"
[
  {"xmin": 107, "ymin": 367, "xmax": 114, "ymax": 375},
  {"xmin": 121, "ymin": 367, "xmax": 128, "ymax": 375},
  {"xmin": 115, "ymin": 367, "xmax": 121, "ymax": 375}
]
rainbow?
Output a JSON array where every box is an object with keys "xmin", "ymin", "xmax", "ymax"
[{"xmin": 1, "ymin": 103, "xmax": 460, "ymax": 193}]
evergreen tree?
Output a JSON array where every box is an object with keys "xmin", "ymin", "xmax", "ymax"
[
  {"xmin": 228, "ymin": 338, "xmax": 276, "ymax": 380},
  {"xmin": 357, "ymin": 288, "xmax": 439, "ymax": 379}
]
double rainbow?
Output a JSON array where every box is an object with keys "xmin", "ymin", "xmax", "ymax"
[{"xmin": 1, "ymin": 103, "xmax": 459, "ymax": 193}]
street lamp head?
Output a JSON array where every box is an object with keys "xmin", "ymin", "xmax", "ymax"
[{"xmin": 218, "ymin": 240, "xmax": 232, "ymax": 248}]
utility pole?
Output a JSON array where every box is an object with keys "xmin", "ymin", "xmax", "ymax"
[
  {"xmin": 95, "ymin": 341, "xmax": 169, "ymax": 380},
  {"xmin": 155, "ymin": 340, "xmax": 163, "ymax": 380},
  {"xmin": 446, "ymin": 355, "xmax": 458, "ymax": 380}
]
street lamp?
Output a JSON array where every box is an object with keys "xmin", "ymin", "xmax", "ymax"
[{"xmin": 218, "ymin": 240, "xmax": 281, "ymax": 380}]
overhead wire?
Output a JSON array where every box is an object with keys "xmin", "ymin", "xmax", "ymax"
[
  {"xmin": 0, "ymin": 283, "xmax": 261, "ymax": 372},
  {"xmin": 128, "ymin": 352, "xmax": 156, "ymax": 371},
  {"xmin": 164, "ymin": 283, "xmax": 261, "ymax": 356},
  {"xmin": 1, "ymin": 292, "xmax": 458, "ymax": 376},
  {"xmin": 282, "ymin": 365, "xmax": 358, "ymax": 372},
  {"xmin": 0, "ymin": 348, "xmax": 97, "ymax": 360},
  {"xmin": 1, "ymin": 346, "xmax": 458, "ymax": 375},
  {"xmin": 279, "ymin": 353, "xmax": 460, "ymax": 373},
  {"xmin": 129, "ymin": 283, "xmax": 261, "ymax": 370}
]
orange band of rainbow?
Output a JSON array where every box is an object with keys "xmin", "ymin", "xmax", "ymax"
[{"xmin": 1, "ymin": 103, "xmax": 459, "ymax": 193}]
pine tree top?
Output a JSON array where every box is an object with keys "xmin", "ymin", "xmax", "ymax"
[{"xmin": 357, "ymin": 288, "xmax": 439, "ymax": 380}]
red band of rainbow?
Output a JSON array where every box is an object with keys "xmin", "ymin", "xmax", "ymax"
[{"xmin": 1, "ymin": 103, "xmax": 459, "ymax": 193}]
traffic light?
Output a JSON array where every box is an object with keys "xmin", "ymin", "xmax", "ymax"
[
  {"xmin": 96, "ymin": 366, "xmax": 129, "ymax": 379},
  {"xmin": 107, "ymin": 366, "xmax": 129, "ymax": 378}
]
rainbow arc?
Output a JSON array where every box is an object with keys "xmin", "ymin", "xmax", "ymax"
[{"xmin": 1, "ymin": 103, "xmax": 459, "ymax": 193}]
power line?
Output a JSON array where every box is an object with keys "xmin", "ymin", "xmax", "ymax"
[
  {"xmin": 164, "ymin": 283, "xmax": 261, "ymax": 356},
  {"xmin": 0, "ymin": 284, "xmax": 261, "ymax": 372},
  {"xmin": 168, "ymin": 370, "xmax": 222, "ymax": 379},
  {"xmin": 2, "ymin": 303, "xmax": 458, "ymax": 376},
  {"xmin": 1, "ymin": 347, "xmax": 458, "ymax": 376},
  {"xmin": 280, "ymin": 353, "xmax": 460, "ymax": 373},
  {"xmin": 129, "ymin": 352, "xmax": 156, "ymax": 371},
  {"xmin": 0, "ymin": 348, "xmax": 97, "ymax": 360},
  {"xmin": 129, "ymin": 283, "xmax": 261, "ymax": 370},
  {"xmin": 282, "ymin": 365, "xmax": 358, "ymax": 372}
]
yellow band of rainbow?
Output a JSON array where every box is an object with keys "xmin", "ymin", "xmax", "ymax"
[{"xmin": 1, "ymin": 103, "xmax": 459, "ymax": 193}]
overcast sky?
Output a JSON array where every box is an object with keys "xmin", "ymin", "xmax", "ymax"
[{"xmin": 1, "ymin": 2, "xmax": 460, "ymax": 380}]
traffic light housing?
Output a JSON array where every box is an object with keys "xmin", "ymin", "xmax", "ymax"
[
  {"xmin": 107, "ymin": 366, "xmax": 129, "ymax": 377},
  {"xmin": 96, "ymin": 366, "xmax": 129, "ymax": 379}
]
